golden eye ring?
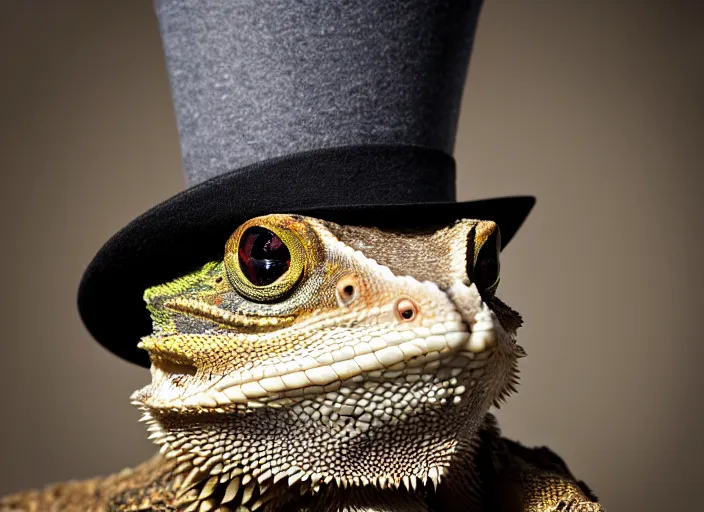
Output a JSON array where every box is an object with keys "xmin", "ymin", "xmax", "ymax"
[{"xmin": 224, "ymin": 221, "xmax": 307, "ymax": 303}]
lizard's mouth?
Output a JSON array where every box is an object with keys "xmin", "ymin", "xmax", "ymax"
[
  {"xmin": 153, "ymin": 358, "xmax": 197, "ymax": 377},
  {"xmin": 133, "ymin": 356, "xmax": 200, "ymax": 410},
  {"xmin": 164, "ymin": 296, "xmax": 296, "ymax": 331},
  {"xmin": 133, "ymin": 285, "xmax": 499, "ymax": 413},
  {"xmin": 133, "ymin": 306, "xmax": 497, "ymax": 413}
]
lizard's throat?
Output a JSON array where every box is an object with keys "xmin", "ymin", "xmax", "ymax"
[{"xmin": 132, "ymin": 344, "xmax": 505, "ymax": 511}]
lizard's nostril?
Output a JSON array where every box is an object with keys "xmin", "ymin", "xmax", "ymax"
[{"xmin": 396, "ymin": 298, "xmax": 418, "ymax": 321}]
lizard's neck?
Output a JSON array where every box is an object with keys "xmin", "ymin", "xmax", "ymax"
[{"xmin": 141, "ymin": 406, "xmax": 492, "ymax": 511}]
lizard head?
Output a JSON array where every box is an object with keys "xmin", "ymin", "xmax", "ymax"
[{"xmin": 131, "ymin": 214, "xmax": 524, "ymax": 508}]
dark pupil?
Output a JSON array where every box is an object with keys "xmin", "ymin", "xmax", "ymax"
[
  {"xmin": 238, "ymin": 227, "xmax": 291, "ymax": 286},
  {"xmin": 467, "ymin": 228, "xmax": 499, "ymax": 294},
  {"xmin": 474, "ymin": 254, "xmax": 498, "ymax": 292}
]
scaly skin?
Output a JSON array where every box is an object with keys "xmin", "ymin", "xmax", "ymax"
[{"xmin": 0, "ymin": 215, "xmax": 603, "ymax": 511}]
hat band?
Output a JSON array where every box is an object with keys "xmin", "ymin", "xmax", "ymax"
[{"xmin": 199, "ymin": 145, "xmax": 457, "ymax": 209}]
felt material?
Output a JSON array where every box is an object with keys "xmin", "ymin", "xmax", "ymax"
[
  {"xmin": 77, "ymin": 145, "xmax": 535, "ymax": 367},
  {"xmin": 154, "ymin": 0, "xmax": 482, "ymax": 185}
]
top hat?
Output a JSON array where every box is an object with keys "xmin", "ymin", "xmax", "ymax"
[{"xmin": 78, "ymin": 0, "xmax": 535, "ymax": 367}]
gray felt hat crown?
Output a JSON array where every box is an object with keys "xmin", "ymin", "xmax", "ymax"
[
  {"xmin": 157, "ymin": 0, "xmax": 481, "ymax": 185},
  {"xmin": 78, "ymin": 0, "xmax": 535, "ymax": 366}
]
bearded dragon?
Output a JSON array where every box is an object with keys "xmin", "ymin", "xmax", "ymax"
[{"xmin": 0, "ymin": 215, "xmax": 603, "ymax": 512}]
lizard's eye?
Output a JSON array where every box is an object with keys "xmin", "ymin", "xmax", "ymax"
[
  {"xmin": 224, "ymin": 222, "xmax": 306, "ymax": 302},
  {"xmin": 467, "ymin": 221, "xmax": 501, "ymax": 298},
  {"xmin": 238, "ymin": 227, "xmax": 291, "ymax": 286}
]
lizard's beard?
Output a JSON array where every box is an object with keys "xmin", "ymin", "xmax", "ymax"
[{"xmin": 133, "ymin": 341, "xmax": 514, "ymax": 511}]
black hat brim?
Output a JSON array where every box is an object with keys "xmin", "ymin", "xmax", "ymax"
[{"xmin": 78, "ymin": 149, "xmax": 535, "ymax": 367}]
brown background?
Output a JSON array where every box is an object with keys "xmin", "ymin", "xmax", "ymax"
[{"xmin": 0, "ymin": 2, "xmax": 702, "ymax": 510}]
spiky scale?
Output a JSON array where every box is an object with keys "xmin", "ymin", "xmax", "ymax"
[
  {"xmin": 310, "ymin": 473, "xmax": 322, "ymax": 488},
  {"xmin": 256, "ymin": 469, "xmax": 272, "ymax": 484},
  {"xmin": 241, "ymin": 481, "xmax": 256, "ymax": 505},
  {"xmin": 288, "ymin": 472, "xmax": 304, "ymax": 486},
  {"xmin": 173, "ymin": 461, "xmax": 193, "ymax": 476},
  {"xmin": 221, "ymin": 477, "xmax": 241, "ymax": 504},
  {"xmin": 175, "ymin": 488, "xmax": 200, "ymax": 507},
  {"xmin": 199, "ymin": 498, "xmax": 217, "ymax": 512},
  {"xmin": 184, "ymin": 501, "xmax": 200, "ymax": 512},
  {"xmin": 198, "ymin": 476, "xmax": 219, "ymax": 500},
  {"xmin": 179, "ymin": 467, "xmax": 207, "ymax": 496}
]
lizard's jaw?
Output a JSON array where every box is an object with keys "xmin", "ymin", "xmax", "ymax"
[
  {"xmin": 132, "ymin": 301, "xmax": 498, "ymax": 417},
  {"xmin": 140, "ymin": 357, "xmax": 200, "ymax": 410}
]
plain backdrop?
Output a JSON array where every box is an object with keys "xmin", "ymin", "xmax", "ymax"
[{"xmin": 0, "ymin": 2, "xmax": 702, "ymax": 511}]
